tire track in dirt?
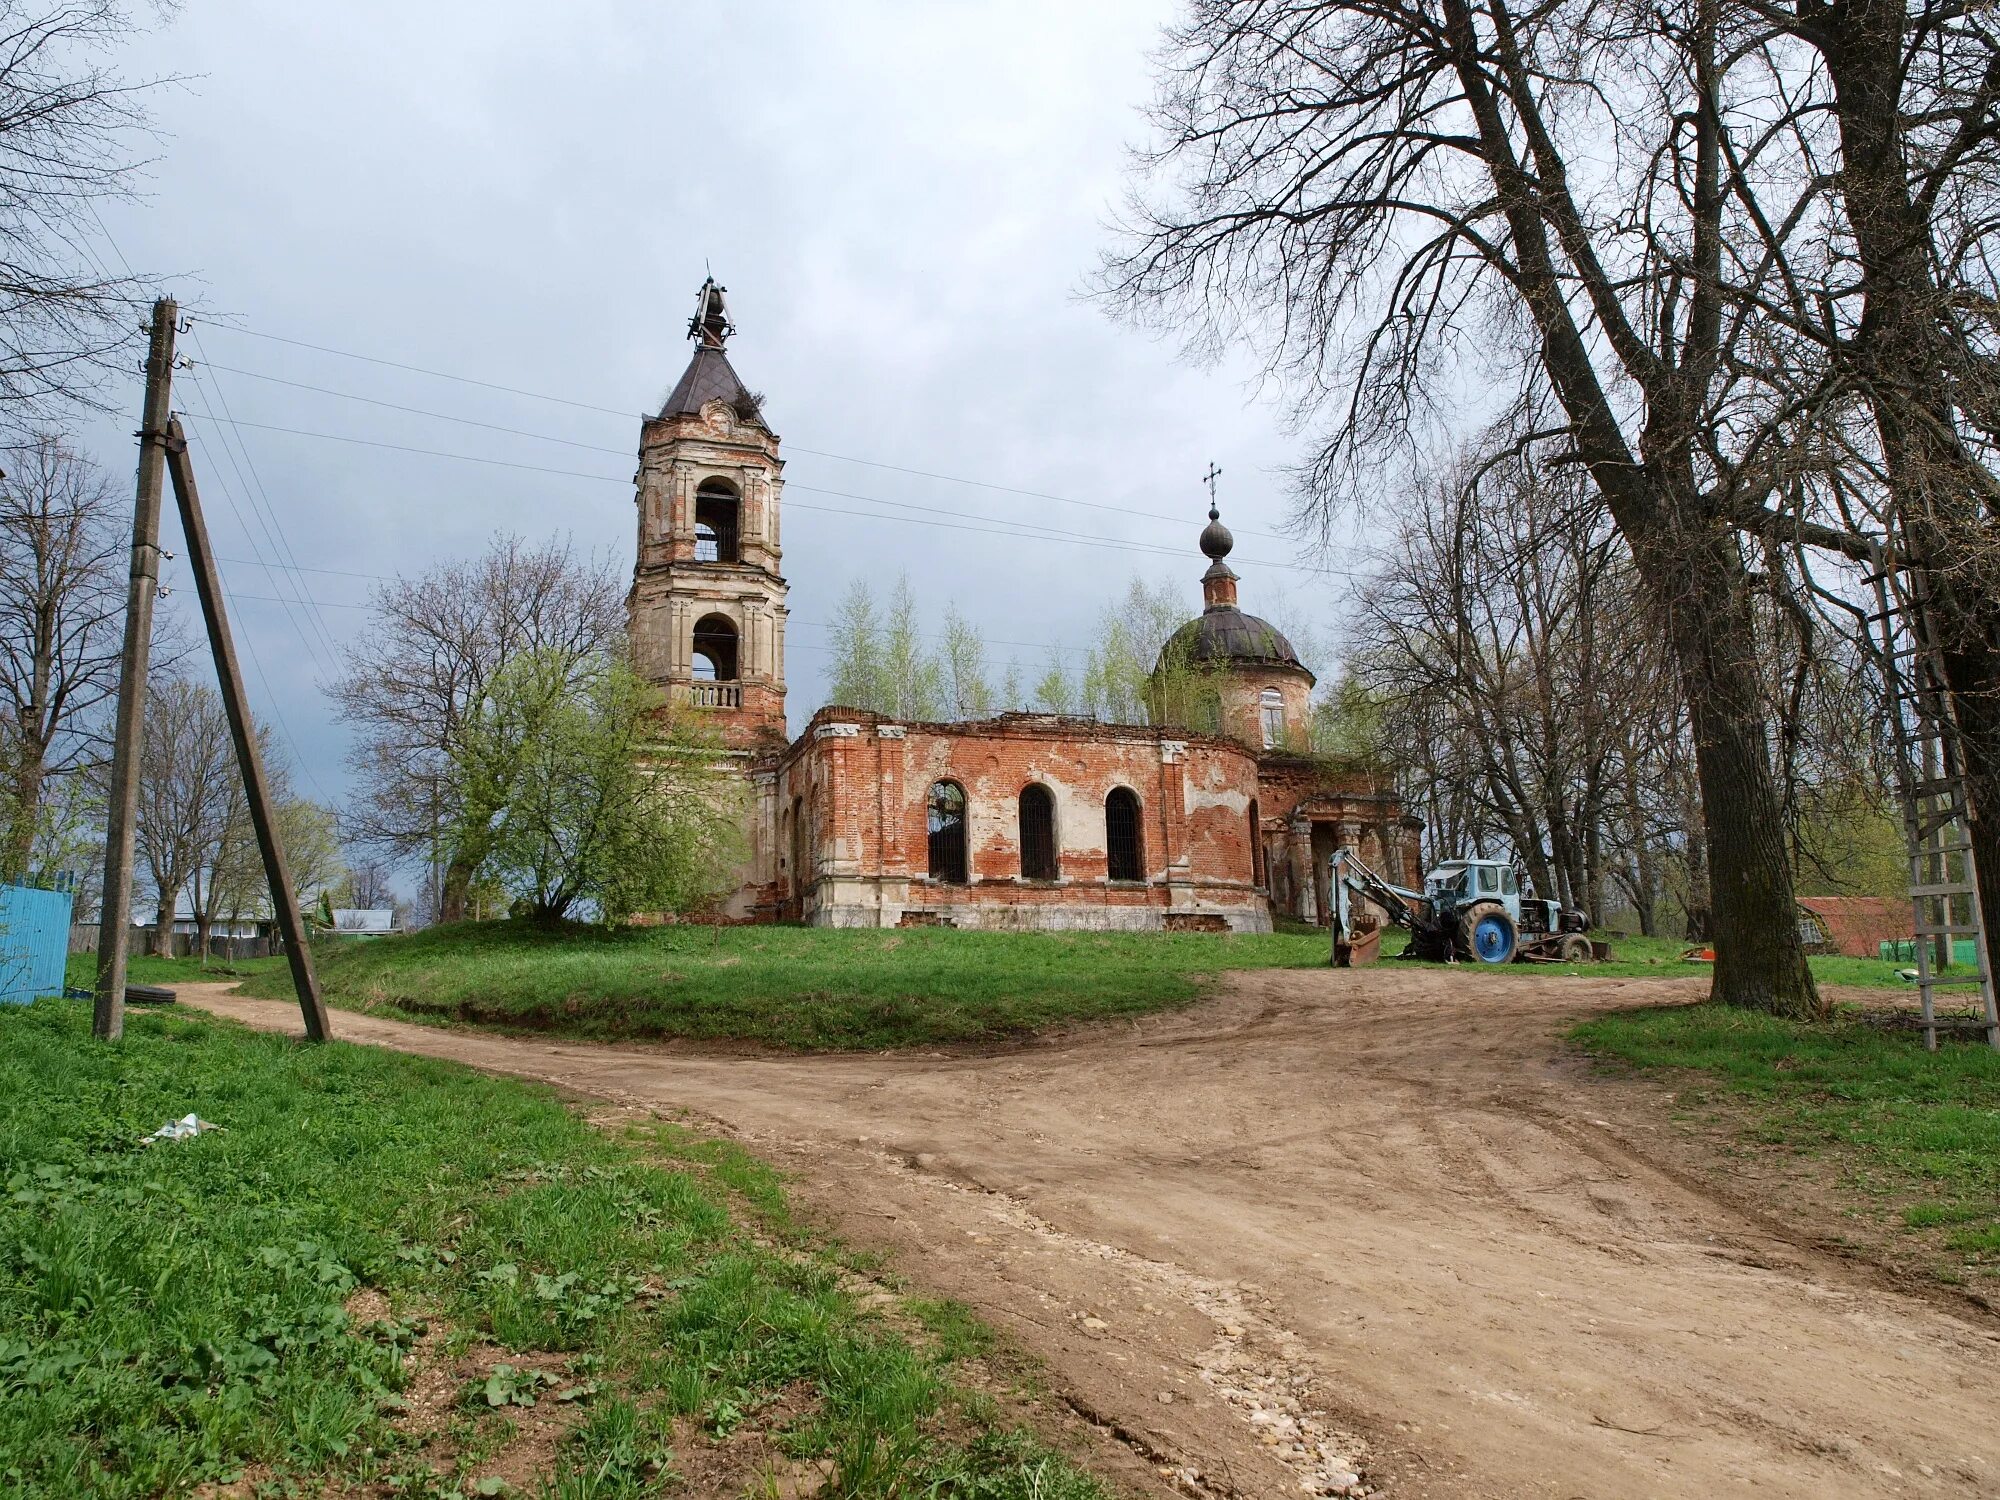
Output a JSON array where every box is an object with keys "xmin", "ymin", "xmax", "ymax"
[{"xmin": 186, "ymin": 969, "xmax": 2000, "ymax": 1500}]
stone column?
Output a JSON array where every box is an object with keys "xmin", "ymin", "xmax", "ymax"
[{"xmin": 1288, "ymin": 819, "xmax": 1318, "ymax": 925}]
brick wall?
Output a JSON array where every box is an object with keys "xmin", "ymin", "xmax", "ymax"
[{"xmin": 772, "ymin": 708, "xmax": 1270, "ymax": 932}]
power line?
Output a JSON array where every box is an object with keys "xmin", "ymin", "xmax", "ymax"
[
  {"xmin": 183, "ymin": 345, "xmax": 350, "ymax": 666},
  {"xmin": 217, "ymin": 323, "xmax": 638, "ymax": 417},
  {"xmin": 80, "ymin": 214, "xmax": 348, "ymax": 802},
  {"xmin": 177, "ymin": 382, "xmax": 344, "ymax": 672},
  {"xmin": 152, "ymin": 413, "xmax": 338, "ymax": 804},
  {"xmin": 189, "ymin": 413, "xmax": 1354, "ymax": 578},
  {"xmin": 214, "ymin": 554, "xmax": 1091, "ymax": 657},
  {"xmin": 196, "ymin": 361, "xmax": 634, "ymax": 458},
  {"xmin": 197, "ymin": 322, "xmax": 1293, "ymax": 541}
]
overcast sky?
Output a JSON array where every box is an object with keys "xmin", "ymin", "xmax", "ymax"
[{"xmin": 79, "ymin": 0, "xmax": 1362, "ymax": 833}]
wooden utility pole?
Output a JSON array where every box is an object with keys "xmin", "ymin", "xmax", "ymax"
[
  {"xmin": 93, "ymin": 298, "xmax": 177, "ymax": 1041},
  {"xmin": 164, "ymin": 417, "xmax": 330, "ymax": 1041}
]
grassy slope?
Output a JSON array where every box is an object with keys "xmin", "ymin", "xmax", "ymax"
[
  {"xmin": 63, "ymin": 952, "xmax": 291, "ymax": 990},
  {"xmin": 1574, "ymin": 1003, "xmax": 2000, "ymax": 1280},
  {"xmin": 238, "ymin": 920, "xmax": 1339, "ymax": 1050},
  {"xmin": 0, "ymin": 1001, "xmax": 1109, "ymax": 1499},
  {"xmin": 222, "ymin": 921, "xmax": 1919, "ymax": 1052}
]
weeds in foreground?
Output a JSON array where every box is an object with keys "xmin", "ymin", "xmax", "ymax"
[{"xmin": 0, "ymin": 1002, "xmax": 1108, "ymax": 1498}]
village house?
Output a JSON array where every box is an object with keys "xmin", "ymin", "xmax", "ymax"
[{"xmin": 629, "ymin": 281, "xmax": 1409, "ymax": 930}]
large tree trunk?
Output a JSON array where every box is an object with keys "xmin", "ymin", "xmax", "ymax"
[
  {"xmin": 152, "ymin": 895, "xmax": 175, "ymax": 957},
  {"xmin": 1640, "ymin": 521, "xmax": 1825, "ymax": 1017},
  {"xmin": 1815, "ymin": 0, "xmax": 2000, "ymax": 992}
]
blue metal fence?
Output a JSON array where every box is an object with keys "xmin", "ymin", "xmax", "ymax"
[{"xmin": 0, "ymin": 884, "xmax": 75, "ymax": 1005}]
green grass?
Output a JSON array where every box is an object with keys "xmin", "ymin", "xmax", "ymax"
[
  {"xmin": 0, "ymin": 1001, "xmax": 1112, "ymax": 1499},
  {"xmin": 62, "ymin": 951, "xmax": 292, "ymax": 990},
  {"xmin": 239, "ymin": 918, "xmax": 1338, "ymax": 1050},
  {"xmin": 1545, "ymin": 931, "xmax": 1917, "ymax": 987},
  {"xmin": 1573, "ymin": 1001, "xmax": 2000, "ymax": 1275},
  {"xmin": 223, "ymin": 919, "xmax": 1920, "ymax": 1052}
]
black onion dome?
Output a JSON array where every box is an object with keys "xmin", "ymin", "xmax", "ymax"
[
  {"xmin": 1198, "ymin": 503, "xmax": 1234, "ymax": 560},
  {"xmin": 1161, "ymin": 608, "xmax": 1308, "ymax": 673}
]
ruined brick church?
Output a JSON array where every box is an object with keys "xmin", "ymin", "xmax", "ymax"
[{"xmin": 629, "ymin": 281, "xmax": 1409, "ymax": 930}]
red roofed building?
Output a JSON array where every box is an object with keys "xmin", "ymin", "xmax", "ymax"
[{"xmin": 1795, "ymin": 896, "xmax": 1911, "ymax": 958}]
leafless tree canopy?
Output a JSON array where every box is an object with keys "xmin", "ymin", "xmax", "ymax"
[
  {"xmin": 0, "ymin": 433, "xmax": 126, "ymax": 879},
  {"xmin": 1100, "ymin": 0, "xmax": 1853, "ymax": 1013},
  {"xmin": 134, "ymin": 674, "xmax": 233, "ymax": 955},
  {"xmin": 332, "ymin": 533, "xmax": 623, "ymax": 924},
  {"xmin": 0, "ymin": 1, "xmax": 169, "ymax": 418}
]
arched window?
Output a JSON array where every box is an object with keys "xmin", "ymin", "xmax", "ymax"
[
  {"xmin": 692, "ymin": 614, "xmax": 739, "ymax": 681},
  {"xmin": 695, "ymin": 479, "xmax": 740, "ymax": 564},
  {"xmin": 1019, "ymin": 784, "xmax": 1057, "ymax": 881},
  {"xmin": 1259, "ymin": 688, "xmax": 1286, "ymax": 749},
  {"xmin": 927, "ymin": 780, "xmax": 968, "ymax": 883},
  {"xmin": 1248, "ymin": 797, "xmax": 1263, "ymax": 888},
  {"xmin": 1105, "ymin": 787, "xmax": 1144, "ymax": 882}
]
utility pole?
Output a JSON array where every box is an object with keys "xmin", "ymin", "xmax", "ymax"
[
  {"xmin": 93, "ymin": 298, "xmax": 177, "ymax": 1041},
  {"xmin": 163, "ymin": 418, "xmax": 329, "ymax": 1040}
]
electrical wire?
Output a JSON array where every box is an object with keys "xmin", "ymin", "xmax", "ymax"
[
  {"xmin": 185, "ymin": 414, "xmax": 1354, "ymax": 578},
  {"xmin": 198, "ymin": 323, "xmax": 1294, "ymax": 541},
  {"xmin": 177, "ymin": 381, "xmax": 344, "ymax": 674}
]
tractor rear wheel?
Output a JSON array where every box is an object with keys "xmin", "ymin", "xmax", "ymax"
[{"xmin": 1458, "ymin": 905, "xmax": 1518, "ymax": 964}]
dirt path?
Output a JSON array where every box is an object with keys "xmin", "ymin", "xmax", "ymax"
[{"xmin": 183, "ymin": 970, "xmax": 2000, "ymax": 1500}]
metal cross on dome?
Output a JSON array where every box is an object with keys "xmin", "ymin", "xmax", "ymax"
[{"xmin": 1203, "ymin": 462, "xmax": 1223, "ymax": 511}]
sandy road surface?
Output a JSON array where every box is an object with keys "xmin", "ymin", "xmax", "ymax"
[{"xmin": 184, "ymin": 970, "xmax": 2000, "ymax": 1500}]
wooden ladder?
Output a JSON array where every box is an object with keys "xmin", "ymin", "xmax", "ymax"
[{"xmin": 1866, "ymin": 550, "xmax": 1999, "ymax": 1051}]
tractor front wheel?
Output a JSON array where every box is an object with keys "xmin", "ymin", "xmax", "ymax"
[{"xmin": 1459, "ymin": 906, "xmax": 1518, "ymax": 964}]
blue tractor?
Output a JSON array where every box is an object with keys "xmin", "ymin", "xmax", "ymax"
[{"xmin": 1329, "ymin": 849, "xmax": 1597, "ymax": 966}]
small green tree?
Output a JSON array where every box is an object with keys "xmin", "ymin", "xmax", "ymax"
[
  {"xmin": 1034, "ymin": 649, "xmax": 1074, "ymax": 714},
  {"xmin": 460, "ymin": 650, "xmax": 741, "ymax": 926},
  {"xmin": 939, "ymin": 605, "xmax": 991, "ymax": 718},
  {"xmin": 882, "ymin": 576, "xmax": 944, "ymax": 720},
  {"xmin": 828, "ymin": 577, "xmax": 886, "ymax": 710},
  {"xmin": 1310, "ymin": 670, "xmax": 1387, "ymax": 765}
]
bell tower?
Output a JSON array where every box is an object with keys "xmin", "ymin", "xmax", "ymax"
[{"xmin": 629, "ymin": 278, "xmax": 789, "ymax": 750}]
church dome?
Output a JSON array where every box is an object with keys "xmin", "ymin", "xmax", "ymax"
[
  {"xmin": 1155, "ymin": 495, "xmax": 1312, "ymax": 680},
  {"xmin": 1161, "ymin": 608, "xmax": 1307, "ymax": 672}
]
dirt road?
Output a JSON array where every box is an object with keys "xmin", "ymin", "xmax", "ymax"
[{"xmin": 185, "ymin": 970, "xmax": 2000, "ymax": 1500}]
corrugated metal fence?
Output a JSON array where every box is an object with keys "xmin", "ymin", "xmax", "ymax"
[{"xmin": 0, "ymin": 885, "xmax": 76, "ymax": 1005}]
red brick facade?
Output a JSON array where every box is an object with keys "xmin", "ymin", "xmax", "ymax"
[
  {"xmin": 765, "ymin": 708, "xmax": 1270, "ymax": 931},
  {"xmin": 635, "ymin": 283, "xmax": 1407, "ymax": 931}
]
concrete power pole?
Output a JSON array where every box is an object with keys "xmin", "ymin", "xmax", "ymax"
[{"xmin": 93, "ymin": 297, "xmax": 178, "ymax": 1041}]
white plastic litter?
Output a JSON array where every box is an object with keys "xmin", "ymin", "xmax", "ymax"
[{"xmin": 140, "ymin": 1113, "xmax": 221, "ymax": 1146}]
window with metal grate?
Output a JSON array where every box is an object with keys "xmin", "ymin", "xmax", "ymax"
[
  {"xmin": 1105, "ymin": 787, "xmax": 1144, "ymax": 882},
  {"xmin": 1019, "ymin": 784, "xmax": 1057, "ymax": 880}
]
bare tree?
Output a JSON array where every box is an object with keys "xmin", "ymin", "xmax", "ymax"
[
  {"xmin": 1352, "ymin": 444, "xmax": 1656, "ymax": 919},
  {"xmin": 0, "ymin": 434, "xmax": 134, "ymax": 880},
  {"xmin": 134, "ymin": 676, "xmax": 232, "ymax": 954},
  {"xmin": 1100, "ymin": 0, "xmax": 1834, "ymax": 1015},
  {"xmin": 332, "ymin": 534, "xmax": 622, "ymax": 923},
  {"xmin": 1742, "ymin": 0, "xmax": 2000, "ymax": 985},
  {"xmin": 0, "ymin": 1, "xmax": 171, "ymax": 417},
  {"xmin": 338, "ymin": 854, "xmax": 395, "ymax": 911}
]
